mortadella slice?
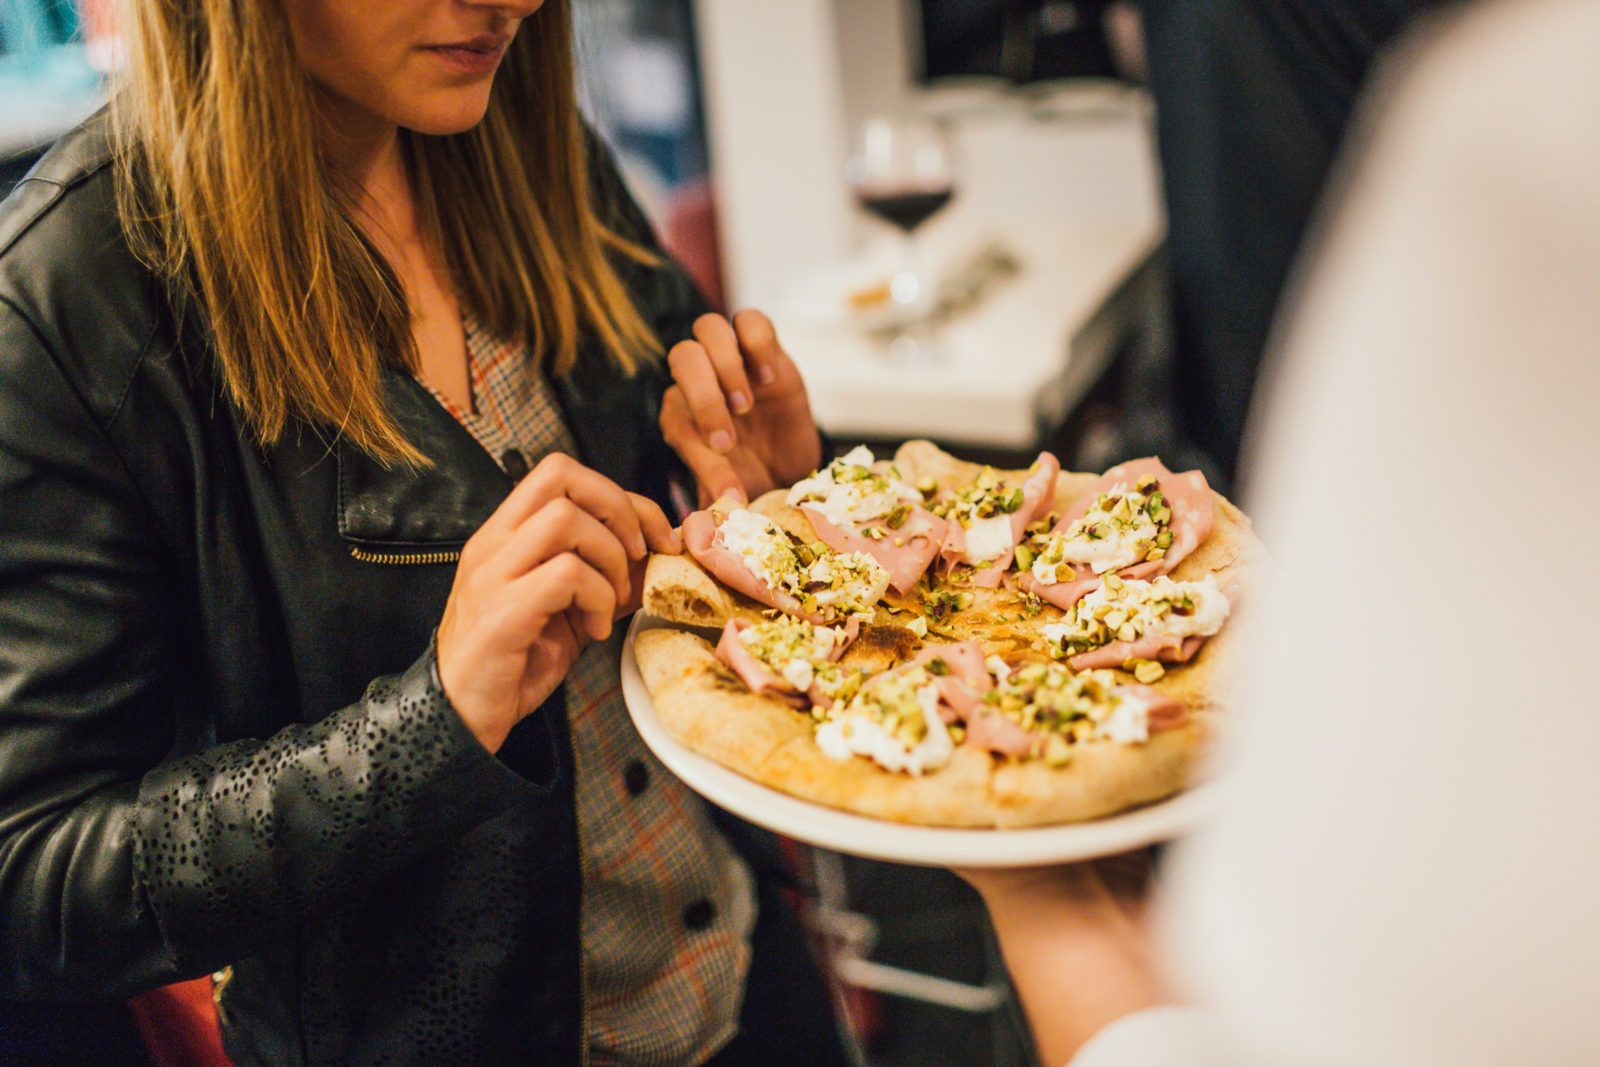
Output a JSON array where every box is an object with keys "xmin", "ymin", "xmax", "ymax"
[
  {"xmin": 910, "ymin": 640, "xmax": 992, "ymax": 720},
  {"xmin": 1021, "ymin": 458, "xmax": 1214, "ymax": 609},
  {"xmin": 1068, "ymin": 633, "xmax": 1208, "ymax": 671},
  {"xmin": 963, "ymin": 710, "xmax": 1038, "ymax": 757},
  {"xmin": 1111, "ymin": 685, "xmax": 1189, "ymax": 732},
  {"xmin": 802, "ymin": 505, "xmax": 947, "ymax": 596},
  {"xmin": 714, "ymin": 620, "xmax": 806, "ymax": 705},
  {"xmin": 684, "ymin": 506, "xmax": 823, "ymax": 623},
  {"xmin": 941, "ymin": 452, "xmax": 1061, "ymax": 588}
]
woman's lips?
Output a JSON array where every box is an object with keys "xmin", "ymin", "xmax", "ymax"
[{"xmin": 424, "ymin": 38, "xmax": 510, "ymax": 76}]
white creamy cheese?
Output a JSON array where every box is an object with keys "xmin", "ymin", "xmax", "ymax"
[
  {"xmin": 1040, "ymin": 621, "xmax": 1074, "ymax": 646},
  {"xmin": 1034, "ymin": 519, "xmax": 1156, "ymax": 579},
  {"xmin": 1098, "ymin": 697, "xmax": 1151, "ymax": 744},
  {"xmin": 787, "ymin": 445, "xmax": 921, "ymax": 528},
  {"xmin": 1044, "ymin": 575, "xmax": 1230, "ymax": 653},
  {"xmin": 781, "ymin": 658, "xmax": 815, "ymax": 691},
  {"xmin": 716, "ymin": 508, "xmax": 793, "ymax": 588},
  {"xmin": 814, "ymin": 683, "xmax": 954, "ymax": 775},
  {"xmin": 717, "ymin": 509, "xmax": 889, "ymax": 618},
  {"xmin": 963, "ymin": 513, "xmax": 1016, "ymax": 564},
  {"xmin": 1030, "ymin": 481, "xmax": 1169, "ymax": 582},
  {"xmin": 1078, "ymin": 576, "xmax": 1229, "ymax": 640}
]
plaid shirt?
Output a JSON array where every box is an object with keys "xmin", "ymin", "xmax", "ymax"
[{"xmin": 420, "ymin": 316, "xmax": 755, "ymax": 1066}]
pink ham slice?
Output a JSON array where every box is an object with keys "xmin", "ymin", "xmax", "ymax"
[
  {"xmin": 963, "ymin": 710, "xmax": 1038, "ymax": 757},
  {"xmin": 801, "ymin": 504, "xmax": 947, "ymax": 596},
  {"xmin": 715, "ymin": 620, "xmax": 805, "ymax": 705},
  {"xmin": 910, "ymin": 641, "xmax": 992, "ymax": 721},
  {"xmin": 939, "ymin": 452, "xmax": 1061, "ymax": 588},
  {"xmin": 712, "ymin": 617, "xmax": 857, "ymax": 706},
  {"xmin": 684, "ymin": 508, "xmax": 829, "ymax": 624},
  {"xmin": 1110, "ymin": 685, "xmax": 1189, "ymax": 732},
  {"xmin": 962, "ymin": 683, "xmax": 1188, "ymax": 757},
  {"xmin": 1068, "ymin": 633, "xmax": 1207, "ymax": 671},
  {"xmin": 1020, "ymin": 458, "xmax": 1215, "ymax": 609}
]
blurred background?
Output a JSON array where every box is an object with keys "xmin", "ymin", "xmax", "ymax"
[{"xmin": 0, "ymin": 2, "xmax": 1436, "ymax": 1064}]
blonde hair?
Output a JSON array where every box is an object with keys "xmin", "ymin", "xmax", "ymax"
[{"xmin": 111, "ymin": 0, "xmax": 659, "ymax": 464}]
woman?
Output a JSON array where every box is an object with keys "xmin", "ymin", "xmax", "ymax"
[
  {"xmin": 968, "ymin": 1, "xmax": 1600, "ymax": 1064},
  {"xmin": 0, "ymin": 1, "xmax": 839, "ymax": 1063}
]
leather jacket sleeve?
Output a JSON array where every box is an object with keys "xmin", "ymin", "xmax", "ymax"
[{"xmin": 0, "ymin": 303, "xmax": 539, "ymax": 1000}]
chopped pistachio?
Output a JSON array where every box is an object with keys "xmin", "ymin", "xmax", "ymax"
[
  {"xmin": 1045, "ymin": 734, "xmax": 1073, "ymax": 767},
  {"xmin": 1130, "ymin": 659, "xmax": 1166, "ymax": 684},
  {"xmin": 885, "ymin": 503, "xmax": 911, "ymax": 529},
  {"xmin": 1135, "ymin": 473, "xmax": 1158, "ymax": 492},
  {"xmin": 1145, "ymin": 547, "xmax": 1166, "ymax": 562},
  {"xmin": 916, "ymin": 476, "xmax": 939, "ymax": 497},
  {"xmin": 1014, "ymin": 545, "xmax": 1037, "ymax": 572},
  {"xmin": 926, "ymin": 657, "xmax": 951, "ymax": 676}
]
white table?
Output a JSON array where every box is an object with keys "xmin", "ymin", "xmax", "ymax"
[
  {"xmin": 767, "ymin": 88, "xmax": 1166, "ymax": 453},
  {"xmin": 774, "ymin": 217, "xmax": 1163, "ymax": 452}
]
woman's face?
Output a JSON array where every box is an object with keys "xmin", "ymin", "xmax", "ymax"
[{"xmin": 283, "ymin": 0, "xmax": 546, "ymax": 137}]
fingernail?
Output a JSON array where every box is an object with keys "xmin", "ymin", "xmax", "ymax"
[
  {"xmin": 730, "ymin": 390, "xmax": 752, "ymax": 414},
  {"xmin": 710, "ymin": 430, "xmax": 733, "ymax": 452},
  {"xmin": 757, "ymin": 366, "xmax": 776, "ymax": 385},
  {"xmin": 726, "ymin": 486, "xmax": 748, "ymax": 505},
  {"xmin": 632, "ymin": 533, "xmax": 647, "ymax": 558}
]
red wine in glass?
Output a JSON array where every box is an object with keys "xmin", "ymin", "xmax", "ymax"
[{"xmin": 855, "ymin": 185, "xmax": 956, "ymax": 233}]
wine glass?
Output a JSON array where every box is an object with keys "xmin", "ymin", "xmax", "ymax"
[{"xmin": 847, "ymin": 115, "xmax": 959, "ymax": 359}]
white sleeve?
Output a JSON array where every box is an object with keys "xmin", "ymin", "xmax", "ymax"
[
  {"xmin": 1066, "ymin": 1007, "xmax": 1236, "ymax": 1067},
  {"xmin": 1154, "ymin": 4, "xmax": 1600, "ymax": 1067}
]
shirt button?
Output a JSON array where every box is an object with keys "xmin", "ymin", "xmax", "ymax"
[
  {"xmin": 623, "ymin": 759, "xmax": 650, "ymax": 797},
  {"xmin": 682, "ymin": 898, "xmax": 716, "ymax": 932},
  {"xmin": 501, "ymin": 448, "xmax": 529, "ymax": 480}
]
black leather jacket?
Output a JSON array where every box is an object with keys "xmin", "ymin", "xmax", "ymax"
[{"xmin": 0, "ymin": 116, "xmax": 707, "ymax": 1065}]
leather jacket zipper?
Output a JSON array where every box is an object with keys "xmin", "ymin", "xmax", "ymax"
[
  {"xmin": 211, "ymin": 965, "xmax": 233, "ymax": 1026},
  {"xmin": 348, "ymin": 546, "xmax": 463, "ymax": 565}
]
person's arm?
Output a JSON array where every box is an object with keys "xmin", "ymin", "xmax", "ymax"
[
  {"xmin": 966, "ymin": 862, "xmax": 1163, "ymax": 1067},
  {"xmin": 0, "ymin": 307, "xmax": 553, "ymax": 998}
]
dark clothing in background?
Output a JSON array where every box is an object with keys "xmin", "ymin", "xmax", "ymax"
[{"xmin": 1141, "ymin": 0, "xmax": 1453, "ymax": 486}]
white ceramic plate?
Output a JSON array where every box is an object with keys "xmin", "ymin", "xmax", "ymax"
[{"xmin": 621, "ymin": 613, "xmax": 1218, "ymax": 868}]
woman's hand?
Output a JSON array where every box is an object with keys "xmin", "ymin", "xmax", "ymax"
[
  {"xmin": 436, "ymin": 453, "xmax": 680, "ymax": 753},
  {"xmin": 660, "ymin": 310, "xmax": 823, "ymax": 505},
  {"xmin": 959, "ymin": 854, "xmax": 1163, "ymax": 1066}
]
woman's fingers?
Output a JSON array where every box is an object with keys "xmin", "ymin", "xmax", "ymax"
[
  {"xmin": 732, "ymin": 308, "xmax": 796, "ymax": 392},
  {"xmin": 692, "ymin": 313, "xmax": 755, "ymax": 416},
  {"xmin": 480, "ymin": 452, "xmax": 646, "ymax": 558},
  {"xmin": 667, "ymin": 339, "xmax": 739, "ymax": 454},
  {"xmin": 660, "ymin": 385, "xmax": 746, "ymax": 503},
  {"xmin": 626, "ymin": 491, "xmax": 682, "ymax": 555},
  {"xmin": 507, "ymin": 552, "xmax": 618, "ymax": 641},
  {"xmin": 493, "ymin": 498, "xmax": 632, "ymax": 602}
]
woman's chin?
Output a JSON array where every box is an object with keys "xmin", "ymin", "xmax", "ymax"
[{"xmin": 399, "ymin": 95, "xmax": 494, "ymax": 137}]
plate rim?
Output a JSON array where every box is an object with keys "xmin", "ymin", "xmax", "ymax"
[{"xmin": 621, "ymin": 612, "xmax": 1217, "ymax": 867}]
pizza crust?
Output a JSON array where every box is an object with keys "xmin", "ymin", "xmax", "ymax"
[
  {"xmin": 633, "ymin": 626, "xmax": 1211, "ymax": 828},
  {"xmin": 635, "ymin": 441, "xmax": 1263, "ymax": 827}
]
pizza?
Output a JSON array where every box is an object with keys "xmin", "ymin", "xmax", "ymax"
[{"xmin": 635, "ymin": 440, "xmax": 1265, "ymax": 827}]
